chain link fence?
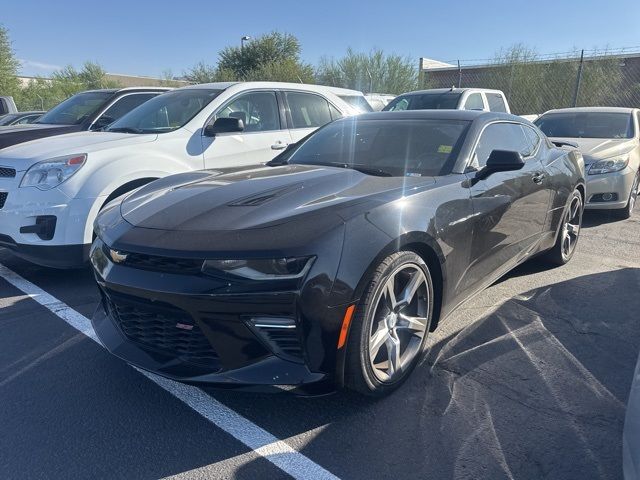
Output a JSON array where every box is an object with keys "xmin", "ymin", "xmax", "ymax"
[{"xmin": 420, "ymin": 48, "xmax": 640, "ymax": 115}]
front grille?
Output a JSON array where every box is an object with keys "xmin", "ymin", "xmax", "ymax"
[
  {"xmin": 0, "ymin": 167, "xmax": 16, "ymax": 178},
  {"xmin": 103, "ymin": 244, "xmax": 203, "ymax": 274},
  {"xmin": 104, "ymin": 292, "xmax": 219, "ymax": 367},
  {"xmin": 0, "ymin": 192, "xmax": 7, "ymax": 209}
]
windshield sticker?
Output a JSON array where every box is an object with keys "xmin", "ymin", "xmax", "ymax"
[{"xmin": 438, "ymin": 145, "xmax": 453, "ymax": 154}]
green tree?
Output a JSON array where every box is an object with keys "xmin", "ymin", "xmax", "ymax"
[
  {"xmin": 0, "ymin": 25, "xmax": 20, "ymax": 97},
  {"xmin": 316, "ymin": 48, "xmax": 418, "ymax": 94}
]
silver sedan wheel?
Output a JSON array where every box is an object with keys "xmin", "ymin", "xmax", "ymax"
[
  {"xmin": 562, "ymin": 194, "xmax": 582, "ymax": 259},
  {"xmin": 368, "ymin": 263, "xmax": 429, "ymax": 383}
]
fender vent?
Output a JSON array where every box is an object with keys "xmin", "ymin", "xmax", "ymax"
[{"xmin": 0, "ymin": 192, "xmax": 7, "ymax": 209}]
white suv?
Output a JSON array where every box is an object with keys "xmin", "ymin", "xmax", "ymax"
[
  {"xmin": 383, "ymin": 87, "xmax": 511, "ymax": 113},
  {"xmin": 0, "ymin": 82, "xmax": 357, "ymax": 268}
]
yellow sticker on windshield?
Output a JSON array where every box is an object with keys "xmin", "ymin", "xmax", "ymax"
[{"xmin": 438, "ymin": 145, "xmax": 453, "ymax": 154}]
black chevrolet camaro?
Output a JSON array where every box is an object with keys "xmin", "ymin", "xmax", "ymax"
[{"xmin": 90, "ymin": 110, "xmax": 585, "ymax": 396}]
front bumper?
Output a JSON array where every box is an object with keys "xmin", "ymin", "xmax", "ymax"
[
  {"xmin": 90, "ymin": 238, "xmax": 347, "ymax": 394},
  {"xmin": 0, "ymin": 174, "xmax": 104, "ymax": 267},
  {"xmin": 585, "ymin": 166, "xmax": 637, "ymax": 210}
]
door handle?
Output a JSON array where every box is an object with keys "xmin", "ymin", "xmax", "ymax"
[
  {"xmin": 271, "ymin": 142, "xmax": 288, "ymax": 150},
  {"xmin": 532, "ymin": 172, "xmax": 545, "ymax": 184}
]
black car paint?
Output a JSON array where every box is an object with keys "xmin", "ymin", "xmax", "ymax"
[
  {"xmin": 90, "ymin": 111, "xmax": 585, "ymax": 394},
  {"xmin": 0, "ymin": 88, "xmax": 166, "ymax": 150}
]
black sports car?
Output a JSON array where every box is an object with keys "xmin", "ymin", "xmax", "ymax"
[{"xmin": 90, "ymin": 110, "xmax": 585, "ymax": 396}]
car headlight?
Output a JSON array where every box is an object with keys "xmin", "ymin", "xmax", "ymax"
[
  {"xmin": 588, "ymin": 155, "xmax": 629, "ymax": 175},
  {"xmin": 201, "ymin": 257, "xmax": 314, "ymax": 280},
  {"xmin": 20, "ymin": 154, "xmax": 87, "ymax": 190}
]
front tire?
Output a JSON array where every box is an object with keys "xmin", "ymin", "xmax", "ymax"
[
  {"xmin": 616, "ymin": 171, "xmax": 639, "ymax": 220},
  {"xmin": 345, "ymin": 251, "xmax": 434, "ymax": 396},
  {"xmin": 542, "ymin": 188, "xmax": 583, "ymax": 266}
]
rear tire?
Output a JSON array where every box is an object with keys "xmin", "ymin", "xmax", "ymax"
[
  {"xmin": 542, "ymin": 188, "xmax": 583, "ymax": 266},
  {"xmin": 345, "ymin": 251, "xmax": 434, "ymax": 397}
]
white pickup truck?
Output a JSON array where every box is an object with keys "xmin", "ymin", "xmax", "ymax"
[
  {"xmin": 0, "ymin": 96, "xmax": 18, "ymax": 116},
  {"xmin": 383, "ymin": 87, "xmax": 511, "ymax": 113}
]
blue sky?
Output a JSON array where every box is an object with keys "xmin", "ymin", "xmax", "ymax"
[{"xmin": 4, "ymin": 0, "xmax": 640, "ymax": 78}]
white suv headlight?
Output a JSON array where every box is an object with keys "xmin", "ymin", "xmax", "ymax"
[
  {"xmin": 588, "ymin": 155, "xmax": 629, "ymax": 175},
  {"xmin": 20, "ymin": 154, "xmax": 87, "ymax": 190}
]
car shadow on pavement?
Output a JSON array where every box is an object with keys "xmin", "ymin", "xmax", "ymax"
[
  {"xmin": 582, "ymin": 210, "xmax": 627, "ymax": 228},
  {"xmin": 215, "ymin": 267, "xmax": 640, "ymax": 480}
]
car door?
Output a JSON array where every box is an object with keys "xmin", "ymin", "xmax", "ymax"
[
  {"xmin": 284, "ymin": 91, "xmax": 342, "ymax": 143},
  {"xmin": 202, "ymin": 90, "xmax": 292, "ymax": 169},
  {"xmin": 462, "ymin": 121, "xmax": 551, "ymax": 292}
]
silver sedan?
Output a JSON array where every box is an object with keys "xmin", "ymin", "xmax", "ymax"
[{"xmin": 536, "ymin": 107, "xmax": 640, "ymax": 218}]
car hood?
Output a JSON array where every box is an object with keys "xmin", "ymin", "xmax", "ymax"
[
  {"xmin": 120, "ymin": 164, "xmax": 436, "ymax": 232},
  {"xmin": 0, "ymin": 131, "xmax": 157, "ymax": 169},
  {"xmin": 549, "ymin": 137, "xmax": 637, "ymax": 164},
  {"xmin": 0, "ymin": 123, "xmax": 79, "ymax": 151}
]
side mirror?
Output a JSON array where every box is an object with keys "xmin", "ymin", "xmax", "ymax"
[
  {"xmin": 476, "ymin": 150, "xmax": 525, "ymax": 179},
  {"xmin": 91, "ymin": 115, "xmax": 116, "ymax": 131},
  {"xmin": 203, "ymin": 117, "xmax": 244, "ymax": 137}
]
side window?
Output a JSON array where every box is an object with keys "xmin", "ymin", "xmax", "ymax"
[
  {"xmin": 216, "ymin": 91, "xmax": 280, "ymax": 132},
  {"xmin": 99, "ymin": 93, "xmax": 158, "ymax": 122},
  {"xmin": 486, "ymin": 93, "xmax": 507, "ymax": 113},
  {"xmin": 16, "ymin": 115, "xmax": 40, "ymax": 124},
  {"xmin": 286, "ymin": 92, "xmax": 332, "ymax": 129},
  {"xmin": 463, "ymin": 93, "xmax": 484, "ymax": 111},
  {"xmin": 521, "ymin": 125, "xmax": 541, "ymax": 157},
  {"xmin": 472, "ymin": 123, "xmax": 530, "ymax": 168},
  {"xmin": 329, "ymin": 103, "xmax": 343, "ymax": 121}
]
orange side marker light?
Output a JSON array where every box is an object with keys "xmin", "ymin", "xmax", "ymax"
[{"xmin": 337, "ymin": 304, "xmax": 356, "ymax": 349}]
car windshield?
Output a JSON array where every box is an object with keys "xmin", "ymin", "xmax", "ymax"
[
  {"xmin": 106, "ymin": 89, "xmax": 223, "ymax": 134},
  {"xmin": 338, "ymin": 95, "xmax": 374, "ymax": 112},
  {"xmin": 535, "ymin": 112, "xmax": 634, "ymax": 139},
  {"xmin": 384, "ymin": 92, "xmax": 462, "ymax": 111},
  {"xmin": 36, "ymin": 91, "xmax": 113, "ymax": 125},
  {"xmin": 287, "ymin": 117, "xmax": 470, "ymax": 177}
]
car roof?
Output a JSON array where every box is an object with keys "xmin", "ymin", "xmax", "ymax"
[
  {"xmin": 344, "ymin": 109, "xmax": 517, "ymax": 122},
  {"xmin": 82, "ymin": 87, "xmax": 173, "ymax": 94},
  {"xmin": 398, "ymin": 87, "xmax": 505, "ymax": 96},
  {"xmin": 542, "ymin": 106, "xmax": 637, "ymax": 114},
  {"xmin": 177, "ymin": 81, "xmax": 364, "ymax": 95}
]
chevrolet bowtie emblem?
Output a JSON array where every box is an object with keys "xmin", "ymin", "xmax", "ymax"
[{"xmin": 109, "ymin": 249, "xmax": 128, "ymax": 263}]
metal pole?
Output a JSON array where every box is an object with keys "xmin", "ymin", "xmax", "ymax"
[
  {"xmin": 457, "ymin": 60, "xmax": 462, "ymax": 88},
  {"xmin": 572, "ymin": 49, "xmax": 585, "ymax": 107}
]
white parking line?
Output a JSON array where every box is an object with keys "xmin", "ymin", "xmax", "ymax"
[{"xmin": 0, "ymin": 263, "xmax": 339, "ymax": 480}]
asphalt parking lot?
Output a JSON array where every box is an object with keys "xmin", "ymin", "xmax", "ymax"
[{"xmin": 1, "ymin": 210, "xmax": 639, "ymax": 480}]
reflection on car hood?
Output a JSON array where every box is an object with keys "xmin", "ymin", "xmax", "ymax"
[
  {"xmin": 0, "ymin": 123, "xmax": 79, "ymax": 151},
  {"xmin": 121, "ymin": 164, "xmax": 436, "ymax": 232},
  {"xmin": 549, "ymin": 136, "xmax": 637, "ymax": 163}
]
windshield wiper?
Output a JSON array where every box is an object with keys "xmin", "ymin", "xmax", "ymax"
[{"xmin": 107, "ymin": 126, "xmax": 143, "ymax": 134}]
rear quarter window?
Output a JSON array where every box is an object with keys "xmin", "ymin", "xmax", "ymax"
[{"xmin": 486, "ymin": 93, "xmax": 508, "ymax": 113}]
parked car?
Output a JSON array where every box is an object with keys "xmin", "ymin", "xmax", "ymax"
[
  {"xmin": 384, "ymin": 87, "xmax": 510, "ymax": 114},
  {"xmin": 365, "ymin": 93, "xmax": 396, "ymax": 111},
  {"xmin": 0, "ymin": 96, "xmax": 18, "ymax": 115},
  {"xmin": 0, "ymin": 82, "xmax": 356, "ymax": 268},
  {"xmin": 90, "ymin": 110, "xmax": 585, "ymax": 396},
  {"xmin": 535, "ymin": 107, "xmax": 640, "ymax": 218},
  {"xmin": 0, "ymin": 87, "xmax": 169, "ymax": 150},
  {"xmin": 0, "ymin": 111, "xmax": 45, "ymax": 126},
  {"xmin": 326, "ymin": 86, "xmax": 374, "ymax": 113}
]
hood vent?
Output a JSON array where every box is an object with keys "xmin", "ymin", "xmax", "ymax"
[{"xmin": 228, "ymin": 183, "xmax": 302, "ymax": 207}]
